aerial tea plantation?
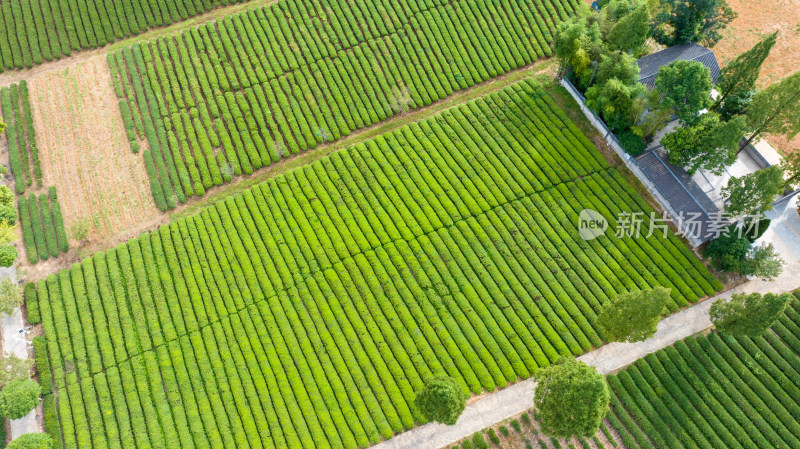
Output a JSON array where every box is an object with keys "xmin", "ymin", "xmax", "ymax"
[
  {"xmin": 0, "ymin": 0, "xmax": 252, "ymax": 71},
  {"xmin": 607, "ymin": 298, "xmax": 800, "ymax": 449},
  {"xmin": 32, "ymin": 80, "xmax": 720, "ymax": 449},
  {"xmin": 109, "ymin": 0, "xmax": 581, "ymax": 210}
]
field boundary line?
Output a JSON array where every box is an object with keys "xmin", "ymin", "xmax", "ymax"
[{"xmin": 169, "ymin": 60, "xmax": 556, "ymax": 220}]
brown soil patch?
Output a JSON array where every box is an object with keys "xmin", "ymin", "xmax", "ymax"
[
  {"xmin": 715, "ymin": 0, "xmax": 800, "ymax": 154},
  {"xmin": 27, "ymin": 55, "xmax": 159, "ymax": 252}
]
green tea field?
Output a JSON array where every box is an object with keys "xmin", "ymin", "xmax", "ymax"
[{"xmin": 30, "ymin": 80, "xmax": 720, "ymax": 449}]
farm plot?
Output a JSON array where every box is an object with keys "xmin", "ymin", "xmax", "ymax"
[
  {"xmin": 18, "ymin": 187, "xmax": 69, "ymax": 264},
  {"xmin": 111, "ymin": 0, "xmax": 580, "ymax": 210},
  {"xmin": 32, "ymin": 80, "xmax": 719, "ymax": 449},
  {"xmin": 27, "ymin": 55, "xmax": 160, "ymax": 243},
  {"xmin": 0, "ymin": 0, "xmax": 252, "ymax": 72},
  {"xmin": 606, "ymin": 298, "xmax": 800, "ymax": 449},
  {"xmin": 0, "ymin": 80, "xmax": 41, "ymax": 193}
]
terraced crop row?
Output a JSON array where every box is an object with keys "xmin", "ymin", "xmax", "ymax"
[
  {"xmin": 18, "ymin": 187, "xmax": 69, "ymax": 264},
  {"xmin": 607, "ymin": 298, "xmax": 800, "ymax": 449},
  {"xmin": 109, "ymin": 0, "xmax": 580, "ymax": 210},
  {"xmin": 0, "ymin": 0, "xmax": 250, "ymax": 71},
  {"xmin": 1, "ymin": 80, "xmax": 41, "ymax": 193},
  {"xmin": 32, "ymin": 82, "xmax": 719, "ymax": 449}
]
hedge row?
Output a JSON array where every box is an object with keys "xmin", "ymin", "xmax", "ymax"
[
  {"xmin": 0, "ymin": 0, "xmax": 251, "ymax": 72},
  {"xmin": 36, "ymin": 83, "xmax": 718, "ymax": 448},
  {"xmin": 607, "ymin": 300, "xmax": 800, "ymax": 449},
  {"xmin": 111, "ymin": 0, "xmax": 580, "ymax": 208},
  {"xmin": 0, "ymin": 81, "xmax": 39, "ymax": 193},
  {"xmin": 17, "ymin": 188, "xmax": 69, "ymax": 264}
]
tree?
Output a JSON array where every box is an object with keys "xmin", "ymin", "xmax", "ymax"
[
  {"xmin": 655, "ymin": 60, "xmax": 713, "ymax": 124},
  {"xmin": 710, "ymin": 292, "xmax": 791, "ymax": 336},
  {"xmin": 586, "ymin": 78, "xmax": 647, "ymax": 132},
  {"xmin": 596, "ymin": 287, "xmax": 671, "ymax": 343},
  {"xmin": 722, "ymin": 166, "xmax": 785, "ymax": 217},
  {"xmin": 6, "ymin": 433, "xmax": 53, "ymax": 449},
  {"xmin": 0, "ymin": 354, "xmax": 33, "ymax": 388},
  {"xmin": 0, "ymin": 221, "xmax": 17, "ymax": 245},
  {"xmin": 780, "ymin": 151, "xmax": 800, "ymax": 188},
  {"xmin": 414, "ymin": 376, "xmax": 467, "ymax": 426},
  {"xmin": 0, "ymin": 185, "xmax": 13, "ymax": 206},
  {"xmin": 594, "ymin": 51, "xmax": 641, "ymax": 87},
  {"xmin": 704, "ymin": 234, "xmax": 751, "ymax": 271},
  {"xmin": 0, "ymin": 379, "xmax": 40, "ymax": 419},
  {"xmin": 534, "ymin": 357, "xmax": 610, "ymax": 438},
  {"xmin": 663, "ymin": 112, "xmax": 746, "ymax": 174},
  {"xmin": 713, "ymin": 32, "xmax": 778, "ymax": 110},
  {"xmin": 606, "ymin": 4, "xmax": 650, "ymax": 54},
  {"xmin": 632, "ymin": 90, "xmax": 673, "ymax": 144},
  {"xmin": 743, "ymin": 70, "xmax": 800, "ymax": 148},
  {"xmin": 740, "ymin": 242, "xmax": 784, "ymax": 281},
  {"xmin": 0, "ymin": 245, "xmax": 17, "ymax": 267},
  {"xmin": 718, "ymin": 89, "xmax": 754, "ymax": 121},
  {"xmin": 0, "ymin": 279, "xmax": 22, "ymax": 317},
  {"xmin": 653, "ymin": 0, "xmax": 737, "ymax": 47},
  {"xmin": 0, "ymin": 203, "xmax": 17, "ymax": 225},
  {"xmin": 554, "ymin": 18, "xmax": 603, "ymax": 87}
]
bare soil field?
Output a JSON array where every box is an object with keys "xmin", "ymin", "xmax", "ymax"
[
  {"xmin": 713, "ymin": 0, "xmax": 800, "ymax": 154},
  {"xmin": 27, "ymin": 55, "xmax": 159, "ymax": 252}
]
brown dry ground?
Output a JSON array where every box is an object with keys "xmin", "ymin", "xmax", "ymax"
[
  {"xmin": 715, "ymin": 0, "xmax": 800, "ymax": 154},
  {"xmin": 21, "ymin": 55, "xmax": 160, "ymax": 278}
]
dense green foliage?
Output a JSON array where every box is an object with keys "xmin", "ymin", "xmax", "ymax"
[
  {"xmin": 37, "ymin": 83, "xmax": 718, "ymax": 448},
  {"xmin": 17, "ymin": 190, "xmax": 69, "ymax": 264},
  {"xmin": 722, "ymin": 166, "xmax": 785, "ymax": 217},
  {"xmin": 414, "ymin": 376, "xmax": 468, "ymax": 425},
  {"xmin": 655, "ymin": 60, "xmax": 713, "ymax": 124},
  {"xmin": 112, "ymin": 0, "xmax": 578, "ymax": 209},
  {"xmin": 0, "ymin": 279, "xmax": 22, "ymax": 317},
  {"xmin": 5, "ymin": 433, "xmax": 53, "ymax": 449},
  {"xmin": 0, "ymin": 245, "xmax": 17, "ymax": 267},
  {"xmin": 652, "ymin": 0, "xmax": 737, "ymax": 47},
  {"xmin": 710, "ymin": 292, "xmax": 792, "ymax": 337},
  {"xmin": 713, "ymin": 31, "xmax": 778, "ymax": 112},
  {"xmin": 607, "ymin": 299, "xmax": 800, "ymax": 449},
  {"xmin": 596, "ymin": 287, "xmax": 671, "ymax": 343},
  {"xmin": 663, "ymin": 112, "xmax": 746, "ymax": 175},
  {"xmin": 0, "ymin": 379, "xmax": 41, "ymax": 420},
  {"xmin": 533, "ymin": 357, "xmax": 610, "ymax": 438},
  {"xmin": 0, "ymin": 0, "xmax": 252, "ymax": 73}
]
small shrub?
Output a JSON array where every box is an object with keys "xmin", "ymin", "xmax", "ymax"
[
  {"xmin": 499, "ymin": 425, "xmax": 510, "ymax": 437},
  {"xmin": 0, "ymin": 204, "xmax": 17, "ymax": 225},
  {"xmin": 0, "ymin": 245, "xmax": 18, "ymax": 267},
  {"xmin": 616, "ymin": 130, "xmax": 646, "ymax": 156},
  {"xmin": 487, "ymin": 428, "xmax": 500, "ymax": 445},
  {"xmin": 521, "ymin": 412, "xmax": 531, "ymax": 425},
  {"xmin": 0, "ymin": 379, "xmax": 41, "ymax": 419},
  {"xmin": 472, "ymin": 432, "xmax": 488, "ymax": 449},
  {"xmin": 0, "ymin": 185, "xmax": 13, "ymax": 206},
  {"xmin": 511, "ymin": 419, "xmax": 521, "ymax": 433},
  {"xmin": 6, "ymin": 432, "xmax": 53, "ymax": 449}
]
